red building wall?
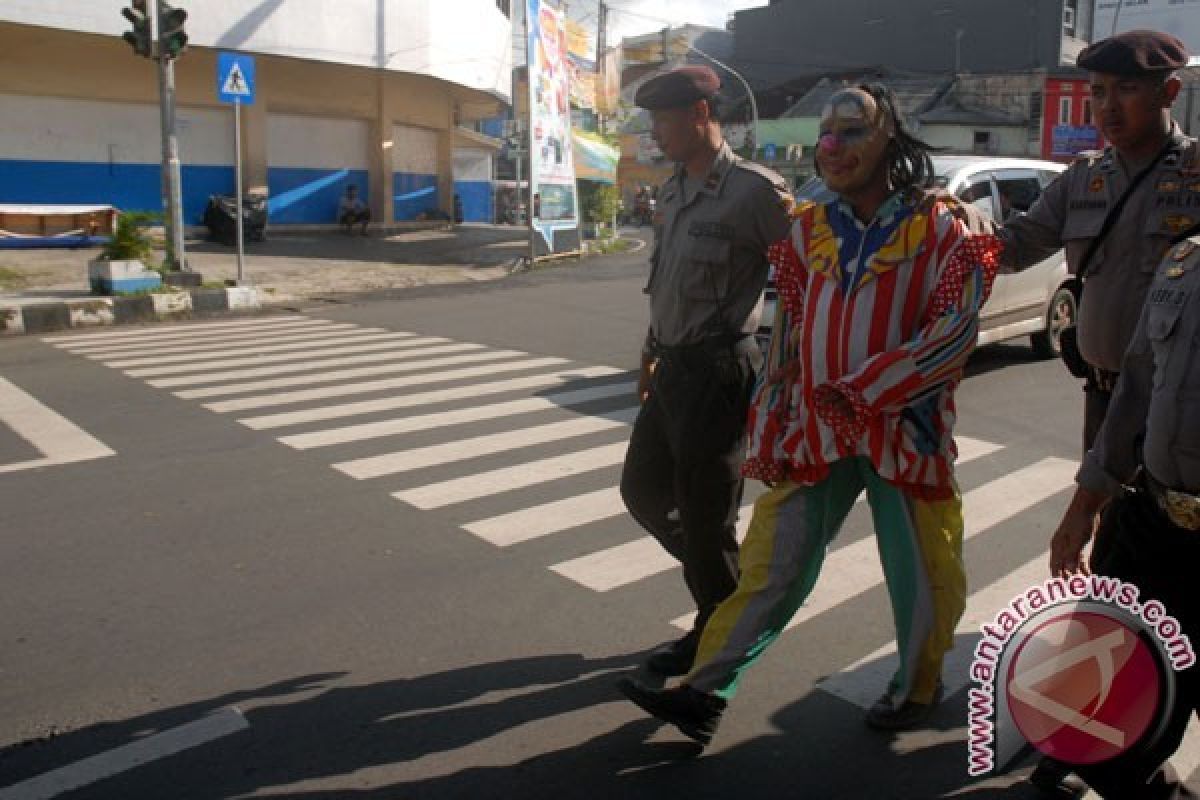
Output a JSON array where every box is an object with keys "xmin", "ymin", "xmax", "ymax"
[{"xmin": 1042, "ymin": 77, "xmax": 1103, "ymax": 162}]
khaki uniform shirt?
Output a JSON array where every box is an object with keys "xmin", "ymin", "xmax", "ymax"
[
  {"xmin": 999, "ymin": 125, "xmax": 1200, "ymax": 373},
  {"xmin": 1078, "ymin": 235, "xmax": 1200, "ymax": 495},
  {"xmin": 646, "ymin": 141, "xmax": 792, "ymax": 347}
]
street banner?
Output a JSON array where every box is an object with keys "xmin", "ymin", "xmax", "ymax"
[
  {"xmin": 526, "ymin": 0, "xmax": 580, "ymax": 253},
  {"xmin": 566, "ymin": 18, "xmax": 596, "ymax": 70},
  {"xmin": 572, "ymin": 131, "xmax": 618, "ymax": 184},
  {"xmin": 597, "ymin": 46, "xmax": 622, "ymax": 116}
]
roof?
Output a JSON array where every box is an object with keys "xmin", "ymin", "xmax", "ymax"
[{"xmin": 780, "ymin": 75, "xmax": 953, "ymax": 120}]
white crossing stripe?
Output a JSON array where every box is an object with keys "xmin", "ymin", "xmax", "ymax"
[
  {"xmin": 0, "ymin": 378, "xmax": 115, "ymax": 474},
  {"xmin": 56, "ymin": 320, "xmax": 347, "ymax": 354},
  {"xmin": 100, "ymin": 329, "xmax": 405, "ymax": 367},
  {"xmin": 464, "ymin": 487, "xmax": 625, "ymax": 546},
  {"xmin": 42, "ymin": 315, "xmax": 315, "ymax": 344},
  {"xmin": 237, "ymin": 366, "xmax": 625, "ymax": 429},
  {"xmin": 669, "ymin": 456, "xmax": 1078, "ymax": 631},
  {"xmin": 549, "ymin": 504, "xmax": 754, "ymax": 592},
  {"xmin": 818, "ymin": 554, "xmax": 1049, "ymax": 711},
  {"xmin": 130, "ymin": 338, "xmax": 470, "ymax": 379},
  {"xmin": 551, "ymin": 439, "xmax": 1001, "ymax": 594},
  {"xmin": 0, "ymin": 708, "xmax": 248, "ymax": 800},
  {"xmin": 395, "ymin": 440, "xmax": 630, "ymax": 510},
  {"xmin": 280, "ymin": 382, "xmax": 635, "ymax": 450},
  {"xmin": 203, "ymin": 357, "xmax": 572, "ymax": 413},
  {"xmin": 334, "ymin": 407, "xmax": 638, "ymax": 480},
  {"xmin": 146, "ymin": 346, "xmax": 509, "ymax": 389}
]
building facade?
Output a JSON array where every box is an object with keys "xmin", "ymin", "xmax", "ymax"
[{"xmin": 0, "ymin": 1, "xmax": 512, "ymax": 227}]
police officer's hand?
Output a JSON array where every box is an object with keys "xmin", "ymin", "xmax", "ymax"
[
  {"xmin": 1049, "ymin": 487, "xmax": 1106, "ymax": 577},
  {"xmin": 638, "ymin": 354, "xmax": 657, "ymax": 404}
]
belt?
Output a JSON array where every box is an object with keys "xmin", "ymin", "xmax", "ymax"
[
  {"xmin": 652, "ymin": 333, "xmax": 756, "ymax": 359},
  {"xmin": 1143, "ymin": 470, "xmax": 1200, "ymax": 531}
]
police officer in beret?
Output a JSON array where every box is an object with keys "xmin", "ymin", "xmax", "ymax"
[
  {"xmin": 619, "ymin": 65, "xmax": 792, "ymax": 676},
  {"xmin": 995, "ymin": 29, "xmax": 1198, "ymax": 798},
  {"xmin": 1046, "ymin": 221, "xmax": 1200, "ymax": 799}
]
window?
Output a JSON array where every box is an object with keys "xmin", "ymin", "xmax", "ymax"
[
  {"xmin": 1082, "ymin": 97, "xmax": 1093, "ymax": 126},
  {"xmin": 1063, "ymin": 2, "xmax": 1077, "ymax": 36},
  {"xmin": 973, "ymin": 131, "xmax": 992, "ymax": 154},
  {"xmin": 994, "ymin": 172, "xmax": 1044, "ymax": 221},
  {"xmin": 1059, "ymin": 97, "xmax": 1072, "ymax": 125},
  {"xmin": 958, "ymin": 177, "xmax": 998, "ymax": 222}
]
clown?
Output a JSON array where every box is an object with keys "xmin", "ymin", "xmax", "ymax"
[{"xmin": 620, "ymin": 84, "xmax": 1002, "ymax": 745}]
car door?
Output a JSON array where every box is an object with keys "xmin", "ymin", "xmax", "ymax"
[
  {"xmin": 954, "ymin": 169, "xmax": 1009, "ymax": 320},
  {"xmin": 992, "ymin": 168, "xmax": 1059, "ymax": 317}
]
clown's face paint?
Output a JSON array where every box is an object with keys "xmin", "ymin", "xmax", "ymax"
[{"xmin": 816, "ymin": 89, "xmax": 893, "ymax": 195}]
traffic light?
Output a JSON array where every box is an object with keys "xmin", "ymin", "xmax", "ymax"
[
  {"xmin": 121, "ymin": 0, "xmax": 151, "ymax": 58},
  {"xmin": 159, "ymin": 2, "xmax": 188, "ymax": 60}
]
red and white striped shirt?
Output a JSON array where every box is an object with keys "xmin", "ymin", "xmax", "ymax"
[{"xmin": 743, "ymin": 191, "xmax": 1002, "ymax": 501}]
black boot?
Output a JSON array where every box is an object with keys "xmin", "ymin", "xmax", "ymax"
[
  {"xmin": 617, "ymin": 678, "xmax": 726, "ymax": 746},
  {"xmin": 645, "ymin": 629, "xmax": 699, "ymax": 676},
  {"xmin": 1029, "ymin": 757, "xmax": 1088, "ymax": 799}
]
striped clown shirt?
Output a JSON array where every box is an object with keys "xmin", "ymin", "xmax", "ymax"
[{"xmin": 743, "ymin": 191, "xmax": 1003, "ymax": 501}]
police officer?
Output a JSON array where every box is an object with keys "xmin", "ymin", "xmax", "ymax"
[
  {"xmin": 620, "ymin": 65, "xmax": 792, "ymax": 676},
  {"xmin": 1048, "ymin": 223, "xmax": 1200, "ymax": 799},
  {"xmin": 995, "ymin": 30, "xmax": 1196, "ymax": 797},
  {"xmin": 1002, "ymin": 30, "xmax": 1195, "ymax": 457}
]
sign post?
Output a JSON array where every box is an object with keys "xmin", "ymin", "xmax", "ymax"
[{"xmin": 216, "ymin": 52, "xmax": 256, "ymax": 284}]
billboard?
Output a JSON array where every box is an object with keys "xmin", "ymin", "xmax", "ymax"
[
  {"xmin": 1093, "ymin": 0, "xmax": 1200, "ymax": 55},
  {"xmin": 526, "ymin": 0, "xmax": 580, "ymax": 253}
]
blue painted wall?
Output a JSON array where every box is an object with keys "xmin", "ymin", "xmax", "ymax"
[
  {"xmin": 454, "ymin": 180, "xmax": 493, "ymax": 223},
  {"xmin": 394, "ymin": 172, "xmax": 439, "ymax": 221},
  {"xmin": 480, "ymin": 118, "xmax": 507, "ymax": 139},
  {"xmin": 266, "ymin": 167, "xmax": 368, "ymax": 225},
  {"xmin": 0, "ymin": 159, "xmax": 234, "ymax": 224}
]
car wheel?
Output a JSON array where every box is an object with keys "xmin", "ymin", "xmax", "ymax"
[{"xmin": 1031, "ymin": 285, "xmax": 1077, "ymax": 359}]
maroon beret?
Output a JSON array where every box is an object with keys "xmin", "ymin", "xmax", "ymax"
[
  {"xmin": 1077, "ymin": 29, "xmax": 1190, "ymax": 75},
  {"xmin": 635, "ymin": 65, "xmax": 721, "ymax": 110}
]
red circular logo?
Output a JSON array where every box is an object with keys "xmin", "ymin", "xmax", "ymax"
[{"xmin": 1006, "ymin": 611, "xmax": 1162, "ymax": 765}]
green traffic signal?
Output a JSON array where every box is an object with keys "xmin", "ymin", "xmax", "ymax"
[{"xmin": 159, "ymin": 3, "xmax": 188, "ymax": 60}]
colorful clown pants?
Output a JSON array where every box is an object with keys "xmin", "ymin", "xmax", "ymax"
[{"xmin": 686, "ymin": 456, "xmax": 966, "ymax": 704}]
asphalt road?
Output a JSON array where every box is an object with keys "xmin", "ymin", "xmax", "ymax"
[{"xmin": 0, "ymin": 246, "xmax": 1151, "ymax": 799}]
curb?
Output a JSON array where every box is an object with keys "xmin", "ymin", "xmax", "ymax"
[{"xmin": 0, "ymin": 287, "xmax": 262, "ymax": 337}]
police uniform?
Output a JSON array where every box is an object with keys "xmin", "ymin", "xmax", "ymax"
[
  {"xmin": 1064, "ymin": 231, "xmax": 1200, "ymax": 799},
  {"xmin": 999, "ymin": 31, "xmax": 1196, "ymax": 456},
  {"xmin": 619, "ymin": 66, "xmax": 792, "ymax": 671}
]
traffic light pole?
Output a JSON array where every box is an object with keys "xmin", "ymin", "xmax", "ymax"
[{"xmin": 150, "ymin": 0, "xmax": 187, "ymax": 271}]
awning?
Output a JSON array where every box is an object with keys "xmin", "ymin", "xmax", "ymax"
[{"xmin": 572, "ymin": 131, "xmax": 619, "ymax": 184}]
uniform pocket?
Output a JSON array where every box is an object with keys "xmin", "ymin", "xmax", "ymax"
[
  {"xmin": 1062, "ymin": 210, "xmax": 1106, "ymax": 275},
  {"xmin": 680, "ymin": 238, "xmax": 733, "ymax": 301}
]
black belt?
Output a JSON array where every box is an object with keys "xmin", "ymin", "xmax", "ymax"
[
  {"xmin": 1142, "ymin": 470, "xmax": 1200, "ymax": 531},
  {"xmin": 652, "ymin": 333, "xmax": 756, "ymax": 359}
]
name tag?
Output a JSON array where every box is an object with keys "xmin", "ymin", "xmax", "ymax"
[{"xmin": 688, "ymin": 220, "xmax": 736, "ymax": 240}]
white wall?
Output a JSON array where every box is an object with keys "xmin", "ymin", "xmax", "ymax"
[
  {"xmin": 453, "ymin": 147, "xmax": 493, "ymax": 182},
  {"xmin": 393, "ymin": 124, "xmax": 438, "ymax": 175},
  {"xmin": 0, "ymin": 93, "xmax": 231, "ymax": 165},
  {"xmin": 0, "ymin": 0, "xmax": 513, "ymax": 101},
  {"xmin": 267, "ymin": 113, "xmax": 368, "ymax": 169},
  {"xmin": 920, "ymin": 124, "xmax": 1034, "ymax": 158}
]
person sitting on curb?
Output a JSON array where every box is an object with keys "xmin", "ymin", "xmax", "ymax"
[{"xmin": 338, "ymin": 184, "xmax": 371, "ymax": 236}]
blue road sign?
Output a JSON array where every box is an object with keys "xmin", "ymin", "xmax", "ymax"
[
  {"xmin": 217, "ymin": 53, "xmax": 255, "ymax": 105},
  {"xmin": 763, "ymin": 142, "xmax": 778, "ymax": 162}
]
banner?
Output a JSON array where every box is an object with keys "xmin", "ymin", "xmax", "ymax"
[
  {"xmin": 572, "ymin": 131, "xmax": 619, "ymax": 184},
  {"xmin": 526, "ymin": 0, "xmax": 580, "ymax": 251},
  {"xmin": 597, "ymin": 46, "xmax": 622, "ymax": 116},
  {"xmin": 566, "ymin": 18, "xmax": 596, "ymax": 70},
  {"xmin": 568, "ymin": 64, "xmax": 596, "ymax": 109}
]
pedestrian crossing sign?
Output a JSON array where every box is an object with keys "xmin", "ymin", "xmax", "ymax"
[{"xmin": 217, "ymin": 53, "xmax": 255, "ymax": 105}]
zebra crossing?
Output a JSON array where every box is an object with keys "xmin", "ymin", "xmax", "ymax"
[
  {"xmin": 37, "ymin": 313, "xmax": 1200, "ymax": 787},
  {"xmin": 45, "ymin": 316, "xmax": 1091, "ymax": 700}
]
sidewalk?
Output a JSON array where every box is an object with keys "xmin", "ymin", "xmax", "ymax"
[{"xmin": 0, "ymin": 223, "xmax": 534, "ymax": 335}]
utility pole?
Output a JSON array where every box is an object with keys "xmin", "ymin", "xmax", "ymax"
[
  {"xmin": 596, "ymin": 1, "xmax": 607, "ymax": 135},
  {"xmin": 152, "ymin": 0, "xmax": 187, "ymax": 271}
]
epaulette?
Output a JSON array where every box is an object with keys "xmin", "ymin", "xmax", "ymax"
[
  {"xmin": 733, "ymin": 159, "xmax": 789, "ymax": 191},
  {"xmin": 1072, "ymin": 148, "xmax": 1107, "ymax": 168}
]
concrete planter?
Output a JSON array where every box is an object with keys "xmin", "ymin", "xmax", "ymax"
[
  {"xmin": 87, "ymin": 259, "xmax": 162, "ymax": 295},
  {"xmin": 150, "ymin": 290, "xmax": 193, "ymax": 316}
]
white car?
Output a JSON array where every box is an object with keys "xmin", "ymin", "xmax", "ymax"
[{"xmin": 760, "ymin": 156, "xmax": 1077, "ymax": 358}]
